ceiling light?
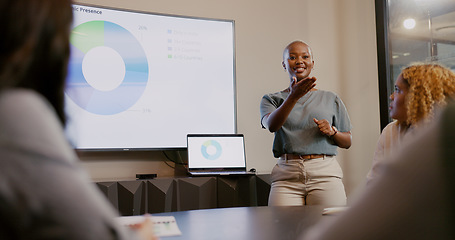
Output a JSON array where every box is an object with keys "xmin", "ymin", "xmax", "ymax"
[{"xmin": 403, "ymin": 18, "xmax": 416, "ymax": 29}]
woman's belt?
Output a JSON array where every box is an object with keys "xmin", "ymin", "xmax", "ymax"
[{"xmin": 279, "ymin": 154, "xmax": 328, "ymax": 160}]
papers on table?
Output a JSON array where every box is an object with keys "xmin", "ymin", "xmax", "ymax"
[
  {"xmin": 322, "ymin": 206, "xmax": 349, "ymax": 215},
  {"xmin": 117, "ymin": 215, "xmax": 182, "ymax": 237}
]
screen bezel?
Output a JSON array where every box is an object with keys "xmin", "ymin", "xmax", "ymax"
[{"xmin": 66, "ymin": 3, "xmax": 237, "ymax": 152}]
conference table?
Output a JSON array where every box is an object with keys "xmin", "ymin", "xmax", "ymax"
[{"xmin": 151, "ymin": 206, "xmax": 327, "ymax": 240}]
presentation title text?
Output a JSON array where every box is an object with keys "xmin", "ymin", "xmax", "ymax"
[{"xmin": 72, "ymin": 6, "xmax": 102, "ymax": 15}]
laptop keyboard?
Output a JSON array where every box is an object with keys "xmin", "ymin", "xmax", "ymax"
[{"xmin": 190, "ymin": 171, "xmax": 253, "ymax": 175}]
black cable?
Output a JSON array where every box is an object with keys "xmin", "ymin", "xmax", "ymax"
[
  {"xmin": 162, "ymin": 150, "xmax": 187, "ymax": 166},
  {"xmin": 162, "ymin": 158, "xmax": 175, "ymax": 169}
]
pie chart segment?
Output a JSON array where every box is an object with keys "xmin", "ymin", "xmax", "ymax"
[{"xmin": 66, "ymin": 21, "xmax": 149, "ymax": 115}]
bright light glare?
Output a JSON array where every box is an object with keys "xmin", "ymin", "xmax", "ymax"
[{"xmin": 403, "ymin": 18, "xmax": 416, "ymax": 29}]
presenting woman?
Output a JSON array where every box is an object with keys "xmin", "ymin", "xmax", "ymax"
[{"xmin": 260, "ymin": 40, "xmax": 352, "ymax": 206}]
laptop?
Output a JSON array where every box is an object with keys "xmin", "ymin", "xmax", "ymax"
[{"xmin": 186, "ymin": 134, "xmax": 255, "ymax": 176}]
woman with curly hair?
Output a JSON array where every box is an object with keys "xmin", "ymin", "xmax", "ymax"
[{"xmin": 367, "ymin": 63, "xmax": 455, "ymax": 183}]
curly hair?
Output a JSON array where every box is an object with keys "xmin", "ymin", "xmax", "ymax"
[{"xmin": 400, "ymin": 63, "xmax": 455, "ymax": 126}]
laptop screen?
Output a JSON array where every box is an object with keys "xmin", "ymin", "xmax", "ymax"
[{"xmin": 187, "ymin": 134, "xmax": 246, "ymax": 169}]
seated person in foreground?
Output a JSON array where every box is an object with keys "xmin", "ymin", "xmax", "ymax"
[
  {"xmin": 0, "ymin": 0, "xmax": 156, "ymax": 239},
  {"xmin": 300, "ymin": 101, "xmax": 455, "ymax": 239}
]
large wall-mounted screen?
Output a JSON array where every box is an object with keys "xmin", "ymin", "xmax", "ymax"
[{"xmin": 65, "ymin": 4, "xmax": 236, "ymax": 150}]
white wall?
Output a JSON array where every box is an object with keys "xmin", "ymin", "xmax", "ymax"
[{"xmin": 75, "ymin": 0, "xmax": 380, "ymax": 197}]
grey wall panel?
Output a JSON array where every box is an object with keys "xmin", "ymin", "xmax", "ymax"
[
  {"xmin": 177, "ymin": 177, "xmax": 217, "ymax": 211},
  {"xmin": 95, "ymin": 175, "xmax": 270, "ymax": 214},
  {"xmin": 96, "ymin": 181, "xmax": 119, "ymax": 210},
  {"xmin": 146, "ymin": 178, "xmax": 177, "ymax": 213},
  {"xmin": 217, "ymin": 176, "xmax": 257, "ymax": 208},
  {"xmin": 117, "ymin": 181, "xmax": 145, "ymax": 216},
  {"xmin": 256, "ymin": 174, "xmax": 271, "ymax": 206}
]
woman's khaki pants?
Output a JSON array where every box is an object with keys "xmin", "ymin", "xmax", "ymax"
[{"xmin": 268, "ymin": 156, "xmax": 347, "ymax": 206}]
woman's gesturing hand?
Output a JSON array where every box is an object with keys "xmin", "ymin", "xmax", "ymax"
[
  {"xmin": 313, "ymin": 118, "xmax": 335, "ymax": 136},
  {"xmin": 289, "ymin": 76, "xmax": 316, "ymax": 100}
]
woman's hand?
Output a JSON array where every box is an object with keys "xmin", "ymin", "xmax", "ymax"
[
  {"xmin": 129, "ymin": 215, "xmax": 159, "ymax": 240},
  {"xmin": 314, "ymin": 118, "xmax": 351, "ymax": 149},
  {"xmin": 288, "ymin": 76, "xmax": 316, "ymax": 100},
  {"xmin": 262, "ymin": 76, "xmax": 316, "ymax": 133},
  {"xmin": 313, "ymin": 118, "xmax": 335, "ymax": 136}
]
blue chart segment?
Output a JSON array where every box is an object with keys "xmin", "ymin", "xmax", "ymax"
[
  {"xmin": 201, "ymin": 140, "xmax": 222, "ymax": 160},
  {"xmin": 66, "ymin": 21, "xmax": 149, "ymax": 115}
]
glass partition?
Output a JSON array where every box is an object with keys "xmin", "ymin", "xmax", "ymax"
[{"xmin": 375, "ymin": 0, "xmax": 455, "ymax": 129}]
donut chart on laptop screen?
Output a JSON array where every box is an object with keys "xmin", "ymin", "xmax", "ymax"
[{"xmin": 201, "ymin": 140, "xmax": 222, "ymax": 160}]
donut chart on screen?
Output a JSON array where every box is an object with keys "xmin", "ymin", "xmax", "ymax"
[
  {"xmin": 66, "ymin": 20, "xmax": 148, "ymax": 115},
  {"xmin": 201, "ymin": 140, "xmax": 222, "ymax": 160}
]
